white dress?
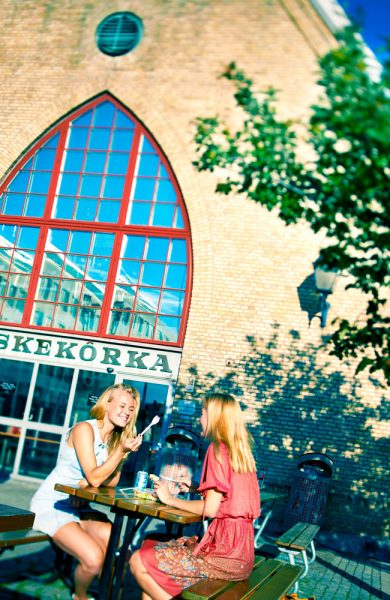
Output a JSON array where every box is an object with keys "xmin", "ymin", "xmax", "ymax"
[{"xmin": 30, "ymin": 419, "xmax": 108, "ymax": 536}]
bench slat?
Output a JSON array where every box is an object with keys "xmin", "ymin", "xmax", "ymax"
[
  {"xmin": 216, "ymin": 559, "xmax": 282, "ymax": 600},
  {"xmin": 288, "ymin": 524, "xmax": 319, "ymax": 551},
  {"xmin": 250, "ymin": 564, "xmax": 304, "ymax": 599},
  {"xmin": 275, "ymin": 522, "xmax": 319, "ymax": 551},
  {"xmin": 0, "ymin": 529, "xmax": 50, "ymax": 548},
  {"xmin": 181, "ymin": 558, "xmax": 265, "ymax": 600}
]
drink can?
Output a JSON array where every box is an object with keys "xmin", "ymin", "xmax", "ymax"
[{"xmin": 135, "ymin": 470, "xmax": 148, "ymax": 490}]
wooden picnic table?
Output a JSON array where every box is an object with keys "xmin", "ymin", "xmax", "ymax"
[
  {"xmin": 254, "ymin": 490, "xmax": 287, "ymax": 545},
  {"xmin": 54, "ymin": 483, "xmax": 202, "ymax": 600},
  {"xmin": 0, "ymin": 503, "xmax": 35, "ymax": 533}
]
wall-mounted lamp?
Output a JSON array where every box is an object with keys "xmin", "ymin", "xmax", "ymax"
[{"xmin": 314, "ymin": 265, "xmax": 338, "ymax": 327}]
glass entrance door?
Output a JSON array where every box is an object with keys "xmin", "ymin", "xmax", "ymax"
[{"xmin": 0, "ymin": 356, "xmax": 174, "ymax": 482}]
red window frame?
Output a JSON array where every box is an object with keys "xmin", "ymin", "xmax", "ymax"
[{"xmin": 0, "ymin": 93, "xmax": 192, "ymax": 347}]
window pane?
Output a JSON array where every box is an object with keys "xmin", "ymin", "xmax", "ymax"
[
  {"xmin": 103, "ymin": 176, "xmax": 125, "ymax": 198},
  {"xmin": 123, "ymin": 236, "xmax": 145, "ymax": 259},
  {"xmin": 146, "ymin": 237, "xmax": 169, "ymax": 261},
  {"xmin": 18, "ymin": 227, "xmax": 39, "ymax": 249},
  {"xmin": 92, "ymin": 233, "xmax": 115, "ymax": 256},
  {"xmin": 156, "ymin": 316, "xmax": 180, "ymax": 342},
  {"xmin": 119, "ymin": 260, "xmax": 141, "ymax": 283},
  {"xmin": 80, "ymin": 175, "xmax": 102, "ymax": 196},
  {"xmin": 54, "ymin": 196, "xmax": 75, "ymax": 219},
  {"xmin": 7, "ymin": 273, "xmax": 30, "ymax": 298},
  {"xmin": 58, "ymin": 279, "xmax": 80, "ymax": 303},
  {"xmin": 141, "ymin": 263, "xmax": 165, "ymax": 287},
  {"xmin": 35, "ymin": 148, "xmax": 56, "ymax": 171},
  {"xmin": 4, "ymin": 193, "xmax": 24, "ymax": 215},
  {"xmin": 29, "ymin": 363, "xmax": 73, "ymax": 425},
  {"xmin": 49, "ymin": 229, "xmax": 69, "ymax": 252},
  {"xmin": 86, "ymin": 257, "xmax": 110, "ymax": 281},
  {"xmin": 129, "ymin": 202, "xmax": 151, "ymax": 225},
  {"xmin": 112, "ymin": 284, "xmax": 135, "ymax": 308},
  {"xmin": 63, "ymin": 150, "xmax": 84, "ymax": 172},
  {"xmin": 165, "ymin": 264, "xmax": 186, "ymax": 289},
  {"xmin": 85, "ymin": 151, "xmax": 106, "ymax": 173},
  {"xmin": 75, "ymin": 198, "xmax": 98, "ymax": 221},
  {"xmin": 115, "ymin": 111, "xmax": 134, "ymax": 128},
  {"xmin": 42, "ymin": 253, "xmax": 64, "ymax": 276},
  {"xmin": 58, "ymin": 173, "xmax": 80, "ymax": 195},
  {"xmin": 83, "ymin": 281, "xmax": 105, "ymax": 304},
  {"xmin": 156, "ymin": 179, "xmax": 176, "ymax": 202},
  {"xmin": 138, "ymin": 154, "xmax": 159, "ymax": 177},
  {"xmin": 170, "ymin": 239, "xmax": 187, "ymax": 263},
  {"xmin": 68, "ymin": 127, "xmax": 89, "ymax": 149},
  {"xmin": 111, "ymin": 130, "xmax": 133, "ymax": 151},
  {"xmin": 10, "ymin": 251, "xmax": 34, "ymax": 273},
  {"xmin": 73, "ymin": 111, "xmax": 93, "ymax": 127},
  {"xmin": 94, "ymin": 101, "xmax": 116, "ymax": 127},
  {"xmin": 69, "ymin": 231, "xmax": 91, "ymax": 253},
  {"xmin": 130, "ymin": 314, "xmax": 155, "ymax": 339},
  {"xmin": 29, "ymin": 171, "xmax": 51, "ymax": 194},
  {"xmin": 19, "ymin": 430, "xmax": 61, "ymax": 478},
  {"xmin": 76, "ymin": 307, "xmax": 100, "ymax": 332},
  {"xmin": 48, "ymin": 229, "xmax": 69, "ymax": 252},
  {"xmin": 36, "ymin": 277, "xmax": 59, "ymax": 301},
  {"xmin": 67, "ymin": 253, "xmax": 87, "ymax": 276},
  {"xmin": 0, "ymin": 224, "xmax": 17, "ymax": 245},
  {"xmin": 9, "ymin": 170, "xmax": 29, "ymax": 193},
  {"xmin": 89, "ymin": 128, "xmax": 111, "ymax": 150},
  {"xmin": 44, "ymin": 131, "xmax": 60, "ymax": 149},
  {"xmin": 136, "ymin": 287, "xmax": 160, "ymax": 312},
  {"xmin": 174, "ymin": 206, "xmax": 185, "ymax": 228},
  {"xmin": 152, "ymin": 203, "xmax": 175, "ymax": 227},
  {"xmin": 108, "ymin": 153, "xmax": 129, "ymax": 174},
  {"xmin": 0, "ymin": 298, "xmax": 25, "ymax": 323},
  {"xmin": 160, "ymin": 290, "xmax": 184, "ymax": 315},
  {"xmin": 31, "ymin": 302, "xmax": 54, "ymax": 326},
  {"xmin": 52, "ymin": 304, "xmax": 77, "ymax": 329},
  {"xmin": 0, "ymin": 359, "xmax": 34, "ymax": 419},
  {"xmin": 25, "ymin": 194, "xmax": 45, "ymax": 217},
  {"xmin": 133, "ymin": 179, "xmax": 155, "ymax": 201},
  {"xmin": 97, "ymin": 200, "xmax": 120, "ymax": 223}
]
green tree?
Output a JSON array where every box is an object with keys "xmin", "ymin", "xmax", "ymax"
[{"xmin": 193, "ymin": 27, "xmax": 390, "ymax": 385}]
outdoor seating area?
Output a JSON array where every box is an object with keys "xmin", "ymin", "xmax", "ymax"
[{"xmin": 0, "ymin": 479, "xmax": 388, "ymax": 600}]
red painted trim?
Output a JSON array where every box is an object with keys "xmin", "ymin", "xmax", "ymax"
[{"xmin": 0, "ymin": 92, "xmax": 192, "ymax": 348}]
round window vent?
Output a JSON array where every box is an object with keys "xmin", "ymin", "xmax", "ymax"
[{"xmin": 96, "ymin": 12, "xmax": 143, "ymax": 57}]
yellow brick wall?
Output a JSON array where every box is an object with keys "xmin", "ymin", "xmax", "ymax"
[{"xmin": 0, "ymin": 0, "xmax": 388, "ymax": 537}]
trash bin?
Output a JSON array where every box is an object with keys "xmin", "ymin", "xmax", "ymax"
[{"xmin": 284, "ymin": 452, "xmax": 334, "ymax": 528}]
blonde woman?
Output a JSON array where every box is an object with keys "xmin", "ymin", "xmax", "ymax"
[
  {"xmin": 31, "ymin": 384, "xmax": 142, "ymax": 600},
  {"xmin": 130, "ymin": 392, "xmax": 260, "ymax": 600}
]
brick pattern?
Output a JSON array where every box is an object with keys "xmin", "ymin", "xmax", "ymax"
[{"xmin": 0, "ymin": 0, "xmax": 388, "ymax": 537}]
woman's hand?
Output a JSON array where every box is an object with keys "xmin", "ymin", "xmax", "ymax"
[
  {"xmin": 154, "ymin": 480, "xmax": 173, "ymax": 505},
  {"xmin": 121, "ymin": 434, "xmax": 142, "ymax": 453}
]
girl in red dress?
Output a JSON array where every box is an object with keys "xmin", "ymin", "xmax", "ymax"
[{"xmin": 130, "ymin": 392, "xmax": 260, "ymax": 600}]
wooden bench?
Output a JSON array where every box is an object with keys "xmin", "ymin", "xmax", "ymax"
[
  {"xmin": 0, "ymin": 528, "xmax": 50, "ymax": 552},
  {"xmin": 178, "ymin": 556, "xmax": 303, "ymax": 600},
  {"xmin": 0, "ymin": 529, "xmax": 73, "ymax": 587},
  {"xmin": 275, "ymin": 522, "xmax": 319, "ymax": 593}
]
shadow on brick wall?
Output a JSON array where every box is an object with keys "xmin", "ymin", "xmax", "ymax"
[{"xmin": 173, "ymin": 326, "xmax": 388, "ymax": 537}]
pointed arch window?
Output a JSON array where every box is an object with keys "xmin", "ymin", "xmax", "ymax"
[{"xmin": 0, "ymin": 94, "xmax": 191, "ymax": 345}]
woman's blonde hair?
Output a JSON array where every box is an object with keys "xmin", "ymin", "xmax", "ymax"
[
  {"xmin": 204, "ymin": 392, "xmax": 256, "ymax": 474},
  {"xmin": 90, "ymin": 383, "xmax": 140, "ymax": 453}
]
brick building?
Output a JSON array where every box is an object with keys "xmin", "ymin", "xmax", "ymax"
[{"xmin": 0, "ymin": 0, "xmax": 388, "ymax": 539}]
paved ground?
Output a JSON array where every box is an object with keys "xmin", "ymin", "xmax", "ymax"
[{"xmin": 0, "ymin": 478, "xmax": 388, "ymax": 599}]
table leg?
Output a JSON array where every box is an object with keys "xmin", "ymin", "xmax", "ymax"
[
  {"xmin": 99, "ymin": 510, "xmax": 125, "ymax": 600},
  {"xmin": 110, "ymin": 515, "xmax": 146, "ymax": 600}
]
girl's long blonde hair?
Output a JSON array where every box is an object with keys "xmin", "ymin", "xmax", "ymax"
[
  {"xmin": 204, "ymin": 392, "xmax": 256, "ymax": 474},
  {"xmin": 90, "ymin": 383, "xmax": 140, "ymax": 454}
]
